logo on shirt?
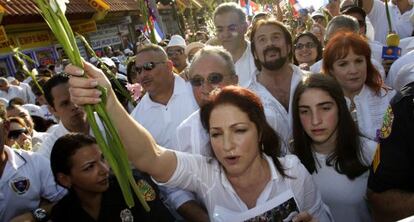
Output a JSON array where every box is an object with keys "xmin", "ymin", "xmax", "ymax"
[
  {"xmin": 136, "ymin": 179, "xmax": 156, "ymax": 201},
  {"xmin": 10, "ymin": 177, "xmax": 30, "ymax": 195},
  {"xmin": 120, "ymin": 208, "xmax": 134, "ymax": 222},
  {"xmin": 377, "ymin": 105, "xmax": 394, "ymax": 140}
]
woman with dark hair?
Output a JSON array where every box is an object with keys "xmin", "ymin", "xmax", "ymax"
[
  {"xmin": 291, "ymin": 74, "xmax": 376, "ymax": 222},
  {"xmin": 293, "ymin": 32, "xmax": 323, "ymax": 71},
  {"xmin": 49, "ymin": 133, "xmax": 173, "ymax": 221},
  {"xmin": 322, "ymin": 32, "xmax": 395, "ymax": 142},
  {"xmin": 65, "ymin": 61, "xmax": 333, "ymax": 221}
]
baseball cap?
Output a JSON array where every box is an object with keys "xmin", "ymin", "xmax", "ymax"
[
  {"xmin": 166, "ymin": 35, "xmax": 186, "ymax": 49},
  {"xmin": 101, "ymin": 57, "xmax": 116, "ymax": 67}
]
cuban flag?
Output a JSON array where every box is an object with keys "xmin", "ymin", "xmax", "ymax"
[
  {"xmin": 143, "ymin": 16, "xmax": 164, "ymax": 43},
  {"xmin": 239, "ymin": 0, "xmax": 259, "ymax": 16},
  {"xmin": 289, "ymin": 0, "xmax": 302, "ymax": 17}
]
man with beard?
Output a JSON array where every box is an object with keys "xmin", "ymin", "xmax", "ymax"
[
  {"xmin": 249, "ymin": 18, "xmax": 306, "ymax": 145},
  {"xmin": 37, "ymin": 74, "xmax": 90, "ymax": 159},
  {"xmin": 130, "ymin": 44, "xmax": 207, "ymax": 222},
  {"xmin": 213, "ymin": 2, "xmax": 258, "ymax": 87}
]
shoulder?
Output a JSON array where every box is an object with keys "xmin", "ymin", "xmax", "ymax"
[{"xmin": 278, "ymin": 154, "xmax": 302, "ymax": 170}]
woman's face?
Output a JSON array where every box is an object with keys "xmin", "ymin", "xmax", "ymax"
[
  {"xmin": 64, "ymin": 144, "xmax": 110, "ymax": 195},
  {"xmin": 7, "ymin": 122, "xmax": 31, "ymax": 149},
  {"xmin": 208, "ymin": 104, "xmax": 261, "ymax": 177},
  {"xmin": 295, "ymin": 36, "xmax": 318, "ymax": 66},
  {"xmin": 330, "ymin": 49, "xmax": 367, "ymax": 98},
  {"xmin": 298, "ymin": 88, "xmax": 338, "ymax": 149}
]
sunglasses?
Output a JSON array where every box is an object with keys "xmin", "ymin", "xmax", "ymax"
[
  {"xmin": 190, "ymin": 73, "xmax": 224, "ymax": 87},
  {"xmin": 8, "ymin": 128, "xmax": 29, "ymax": 139},
  {"xmin": 295, "ymin": 42, "xmax": 317, "ymax": 50},
  {"xmin": 167, "ymin": 49, "xmax": 184, "ymax": 57},
  {"xmin": 135, "ymin": 62, "xmax": 165, "ymax": 74}
]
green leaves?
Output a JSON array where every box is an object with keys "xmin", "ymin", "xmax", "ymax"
[{"xmin": 34, "ymin": 0, "xmax": 149, "ymax": 210}]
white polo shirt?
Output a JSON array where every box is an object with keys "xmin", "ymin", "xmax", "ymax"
[
  {"xmin": 0, "ymin": 146, "xmax": 66, "ymax": 221},
  {"xmin": 345, "ymin": 85, "xmax": 396, "ymax": 142},
  {"xmin": 131, "ymin": 75, "xmax": 198, "ymax": 149},
  {"xmin": 368, "ymin": 0, "xmax": 414, "ymax": 45},
  {"xmin": 386, "ymin": 50, "xmax": 414, "ymax": 89},
  {"xmin": 157, "ymin": 152, "xmax": 332, "ymax": 222},
  {"xmin": 235, "ymin": 42, "xmax": 258, "ymax": 88},
  {"xmin": 36, "ymin": 121, "xmax": 70, "ymax": 159}
]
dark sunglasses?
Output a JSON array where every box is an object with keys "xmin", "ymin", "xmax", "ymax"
[
  {"xmin": 135, "ymin": 62, "xmax": 165, "ymax": 74},
  {"xmin": 167, "ymin": 49, "xmax": 184, "ymax": 57},
  {"xmin": 8, "ymin": 128, "xmax": 29, "ymax": 139},
  {"xmin": 190, "ymin": 73, "xmax": 224, "ymax": 87},
  {"xmin": 295, "ymin": 42, "xmax": 317, "ymax": 50}
]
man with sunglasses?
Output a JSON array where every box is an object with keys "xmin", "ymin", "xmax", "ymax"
[
  {"xmin": 213, "ymin": 2, "xmax": 258, "ymax": 87},
  {"xmin": 0, "ymin": 104, "xmax": 66, "ymax": 222},
  {"xmin": 166, "ymin": 35, "xmax": 188, "ymax": 75},
  {"xmin": 129, "ymin": 44, "xmax": 206, "ymax": 222}
]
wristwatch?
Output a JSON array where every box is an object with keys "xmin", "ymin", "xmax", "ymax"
[{"xmin": 32, "ymin": 208, "xmax": 48, "ymax": 222}]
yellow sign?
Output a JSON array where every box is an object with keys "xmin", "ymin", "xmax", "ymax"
[
  {"xmin": 0, "ymin": 37, "xmax": 17, "ymax": 54},
  {"xmin": 0, "ymin": 4, "xmax": 5, "ymax": 24},
  {"xmin": 15, "ymin": 31, "xmax": 53, "ymax": 49},
  {"xmin": 87, "ymin": 0, "xmax": 110, "ymax": 21},
  {"xmin": 0, "ymin": 26, "xmax": 8, "ymax": 44},
  {"xmin": 72, "ymin": 20, "xmax": 97, "ymax": 34}
]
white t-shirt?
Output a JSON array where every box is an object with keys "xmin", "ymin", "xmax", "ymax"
[
  {"xmin": 0, "ymin": 146, "xmax": 66, "ymax": 221},
  {"xmin": 36, "ymin": 121, "xmax": 71, "ymax": 159},
  {"xmin": 311, "ymin": 138, "xmax": 376, "ymax": 222},
  {"xmin": 234, "ymin": 42, "xmax": 258, "ymax": 87},
  {"xmin": 0, "ymin": 85, "xmax": 28, "ymax": 103},
  {"xmin": 368, "ymin": 0, "xmax": 414, "ymax": 45},
  {"xmin": 157, "ymin": 153, "xmax": 332, "ymax": 222},
  {"xmin": 345, "ymin": 85, "xmax": 396, "ymax": 142}
]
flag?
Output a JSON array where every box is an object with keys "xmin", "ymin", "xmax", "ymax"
[
  {"xmin": 143, "ymin": 17, "xmax": 164, "ymax": 43},
  {"xmin": 289, "ymin": 0, "xmax": 302, "ymax": 17},
  {"xmin": 239, "ymin": 0, "xmax": 259, "ymax": 16}
]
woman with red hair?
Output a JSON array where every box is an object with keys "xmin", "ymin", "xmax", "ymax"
[{"xmin": 322, "ymin": 32, "xmax": 395, "ymax": 142}]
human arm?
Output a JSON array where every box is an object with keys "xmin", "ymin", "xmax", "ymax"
[
  {"xmin": 65, "ymin": 62, "xmax": 177, "ymax": 182},
  {"xmin": 10, "ymin": 200, "xmax": 55, "ymax": 222},
  {"xmin": 177, "ymin": 200, "xmax": 209, "ymax": 222},
  {"xmin": 367, "ymin": 189, "xmax": 414, "ymax": 222}
]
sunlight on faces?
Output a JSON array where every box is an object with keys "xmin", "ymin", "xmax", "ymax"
[
  {"xmin": 209, "ymin": 104, "xmax": 261, "ymax": 177},
  {"xmin": 294, "ymin": 36, "xmax": 318, "ymax": 65},
  {"xmin": 253, "ymin": 24, "xmax": 290, "ymax": 71},
  {"xmin": 58, "ymin": 144, "xmax": 110, "ymax": 194},
  {"xmin": 298, "ymin": 88, "xmax": 338, "ymax": 148},
  {"xmin": 214, "ymin": 12, "xmax": 246, "ymax": 49},
  {"xmin": 135, "ymin": 50, "xmax": 170, "ymax": 96},
  {"xmin": 189, "ymin": 54, "xmax": 237, "ymax": 106},
  {"xmin": 330, "ymin": 49, "xmax": 367, "ymax": 98}
]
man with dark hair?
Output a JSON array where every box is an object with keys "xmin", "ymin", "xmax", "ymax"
[{"xmin": 37, "ymin": 74, "xmax": 89, "ymax": 158}]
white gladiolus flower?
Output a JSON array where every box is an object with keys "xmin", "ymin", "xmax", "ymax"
[{"xmin": 49, "ymin": 0, "xmax": 69, "ymax": 13}]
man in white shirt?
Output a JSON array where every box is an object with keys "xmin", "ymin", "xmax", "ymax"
[
  {"xmin": 213, "ymin": 2, "xmax": 258, "ymax": 87},
  {"xmin": 249, "ymin": 18, "xmax": 305, "ymax": 146},
  {"xmin": 0, "ymin": 105, "xmax": 66, "ymax": 222},
  {"xmin": 0, "ymin": 77, "xmax": 28, "ymax": 103},
  {"xmin": 362, "ymin": 0, "xmax": 414, "ymax": 45},
  {"xmin": 129, "ymin": 44, "xmax": 207, "ymax": 222},
  {"xmin": 36, "ymin": 74, "xmax": 89, "ymax": 158}
]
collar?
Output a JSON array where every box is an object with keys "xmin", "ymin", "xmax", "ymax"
[{"xmin": 4, "ymin": 146, "xmax": 27, "ymax": 170}]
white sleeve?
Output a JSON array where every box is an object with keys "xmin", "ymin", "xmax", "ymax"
[
  {"xmin": 282, "ymin": 155, "xmax": 333, "ymax": 222},
  {"xmin": 158, "ymin": 185, "xmax": 196, "ymax": 210}
]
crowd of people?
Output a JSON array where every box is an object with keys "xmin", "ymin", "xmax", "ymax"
[{"xmin": 1, "ymin": 0, "xmax": 414, "ymax": 221}]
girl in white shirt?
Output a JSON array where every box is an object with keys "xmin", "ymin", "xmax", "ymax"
[{"xmin": 291, "ymin": 74, "xmax": 376, "ymax": 222}]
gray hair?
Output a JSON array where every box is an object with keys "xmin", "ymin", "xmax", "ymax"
[
  {"xmin": 136, "ymin": 43, "xmax": 168, "ymax": 61},
  {"xmin": 325, "ymin": 15, "xmax": 359, "ymax": 43},
  {"xmin": 213, "ymin": 2, "xmax": 247, "ymax": 24},
  {"xmin": 189, "ymin": 45, "xmax": 236, "ymax": 77}
]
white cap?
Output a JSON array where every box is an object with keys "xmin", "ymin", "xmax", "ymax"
[
  {"xmin": 101, "ymin": 57, "xmax": 116, "ymax": 67},
  {"xmin": 124, "ymin": 48, "xmax": 134, "ymax": 55},
  {"xmin": 22, "ymin": 104, "xmax": 53, "ymax": 120},
  {"xmin": 166, "ymin": 35, "xmax": 186, "ymax": 49},
  {"xmin": 7, "ymin": 76, "xmax": 16, "ymax": 82},
  {"xmin": 185, "ymin": 42, "xmax": 205, "ymax": 56}
]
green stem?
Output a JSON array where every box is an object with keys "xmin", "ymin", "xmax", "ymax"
[{"xmin": 384, "ymin": 0, "xmax": 393, "ymax": 32}]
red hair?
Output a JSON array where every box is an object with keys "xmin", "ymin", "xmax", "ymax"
[{"xmin": 322, "ymin": 32, "xmax": 383, "ymax": 94}]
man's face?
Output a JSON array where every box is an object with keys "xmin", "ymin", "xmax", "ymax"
[
  {"xmin": 135, "ymin": 51, "xmax": 171, "ymax": 96},
  {"xmin": 189, "ymin": 54, "xmax": 237, "ymax": 106},
  {"xmin": 253, "ymin": 24, "xmax": 291, "ymax": 71},
  {"xmin": 166, "ymin": 46, "xmax": 187, "ymax": 70},
  {"xmin": 214, "ymin": 11, "xmax": 247, "ymax": 50},
  {"xmin": 49, "ymin": 83, "xmax": 86, "ymax": 130}
]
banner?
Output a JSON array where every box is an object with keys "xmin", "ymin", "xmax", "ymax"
[
  {"xmin": 72, "ymin": 20, "xmax": 98, "ymax": 34},
  {"xmin": 15, "ymin": 31, "xmax": 53, "ymax": 49}
]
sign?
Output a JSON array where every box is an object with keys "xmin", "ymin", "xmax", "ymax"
[
  {"xmin": 0, "ymin": 26, "xmax": 8, "ymax": 44},
  {"xmin": 0, "ymin": 37, "xmax": 17, "ymax": 54},
  {"xmin": 16, "ymin": 31, "xmax": 53, "ymax": 49},
  {"xmin": 72, "ymin": 20, "xmax": 98, "ymax": 34},
  {"xmin": 87, "ymin": 0, "xmax": 110, "ymax": 20}
]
